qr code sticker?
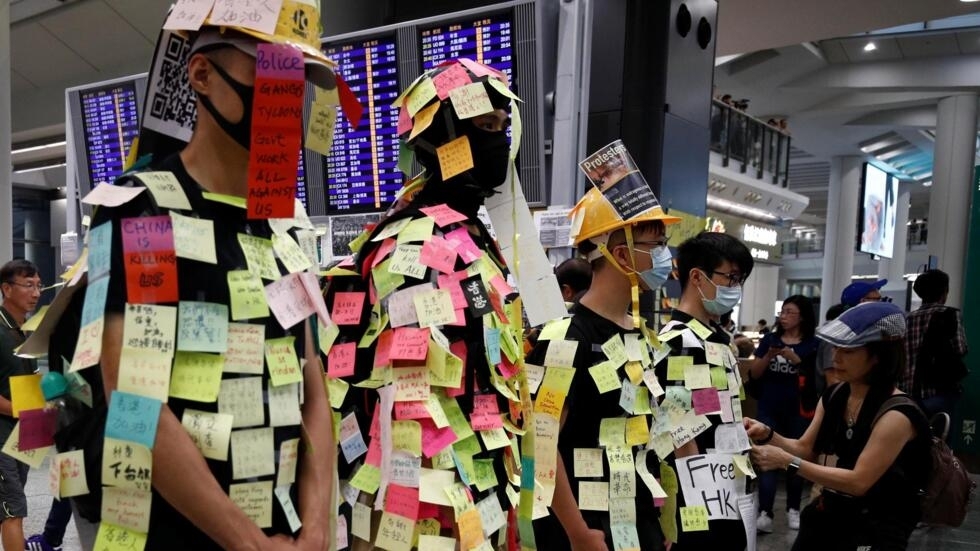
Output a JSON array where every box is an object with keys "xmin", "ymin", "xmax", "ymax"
[{"xmin": 144, "ymin": 31, "xmax": 196, "ymax": 143}]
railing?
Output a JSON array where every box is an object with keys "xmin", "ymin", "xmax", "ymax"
[
  {"xmin": 780, "ymin": 225, "xmax": 928, "ymax": 258},
  {"xmin": 710, "ymin": 100, "xmax": 791, "ymax": 187}
]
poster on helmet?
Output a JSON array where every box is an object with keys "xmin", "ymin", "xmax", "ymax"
[{"xmin": 578, "ymin": 140, "xmax": 661, "ymax": 221}]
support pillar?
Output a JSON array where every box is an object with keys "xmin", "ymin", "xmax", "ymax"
[
  {"xmin": 0, "ymin": 0, "xmax": 11, "ymax": 262},
  {"xmin": 819, "ymin": 156, "xmax": 863, "ymax": 320},
  {"xmin": 927, "ymin": 94, "xmax": 978, "ymax": 308},
  {"xmin": 878, "ymin": 187, "xmax": 911, "ymax": 301}
]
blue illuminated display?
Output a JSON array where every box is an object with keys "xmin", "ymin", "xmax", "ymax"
[
  {"xmin": 80, "ymin": 83, "xmax": 140, "ymax": 187},
  {"xmin": 419, "ymin": 13, "xmax": 514, "ymax": 80}
]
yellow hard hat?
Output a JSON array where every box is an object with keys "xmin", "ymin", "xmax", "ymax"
[{"xmin": 570, "ymin": 187, "xmax": 681, "ymax": 248}]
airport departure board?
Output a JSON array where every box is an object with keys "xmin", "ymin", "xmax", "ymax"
[
  {"xmin": 419, "ymin": 12, "xmax": 514, "ymax": 80},
  {"xmin": 323, "ymin": 34, "xmax": 402, "ymax": 214},
  {"xmin": 79, "ymin": 82, "xmax": 140, "ymax": 186}
]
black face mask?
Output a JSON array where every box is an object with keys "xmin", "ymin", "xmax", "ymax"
[
  {"xmin": 198, "ymin": 59, "xmax": 255, "ymax": 150},
  {"xmin": 466, "ymin": 126, "xmax": 511, "ymax": 192}
]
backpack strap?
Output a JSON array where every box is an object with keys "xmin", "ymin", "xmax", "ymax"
[{"xmin": 872, "ymin": 395, "xmax": 922, "ymax": 427}]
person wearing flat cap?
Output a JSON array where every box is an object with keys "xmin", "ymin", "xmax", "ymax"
[
  {"xmin": 744, "ymin": 302, "xmax": 931, "ymax": 550},
  {"xmin": 840, "ymin": 279, "xmax": 887, "ymax": 308}
]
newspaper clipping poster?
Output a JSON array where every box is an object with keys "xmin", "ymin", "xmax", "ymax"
[{"xmin": 578, "ymin": 140, "xmax": 660, "ymax": 220}]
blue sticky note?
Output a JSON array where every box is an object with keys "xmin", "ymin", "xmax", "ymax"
[
  {"xmin": 106, "ymin": 390, "xmax": 162, "ymax": 449},
  {"xmin": 665, "ymin": 385, "xmax": 693, "ymax": 410},
  {"xmin": 88, "ymin": 222, "xmax": 113, "ymax": 280},
  {"xmin": 484, "ymin": 327, "xmax": 501, "ymax": 365},
  {"xmin": 521, "ymin": 456, "xmax": 535, "ymax": 490},
  {"xmin": 177, "ymin": 301, "xmax": 229, "ymax": 353},
  {"xmin": 81, "ymin": 276, "xmax": 109, "ymax": 327}
]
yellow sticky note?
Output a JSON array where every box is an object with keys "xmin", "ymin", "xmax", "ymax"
[
  {"xmin": 625, "ymin": 415, "xmax": 649, "ymax": 447},
  {"xmin": 136, "ymin": 171, "xmax": 191, "ymax": 210},
  {"xmin": 633, "ymin": 386, "xmax": 652, "ymax": 415},
  {"xmin": 10, "ymin": 374, "xmax": 44, "ymax": 418},
  {"xmin": 56, "ymin": 449, "xmax": 89, "ymax": 497},
  {"xmin": 598, "ymin": 417, "xmax": 627, "ymax": 447},
  {"xmin": 418, "ymin": 535, "xmax": 456, "ymax": 551},
  {"xmin": 602, "ymin": 334, "xmax": 628, "ymax": 368},
  {"xmin": 230, "ymin": 427, "xmax": 275, "ymax": 480},
  {"xmin": 457, "ymin": 508, "xmax": 485, "ymax": 551},
  {"xmin": 686, "ymin": 319, "xmax": 713, "ymax": 341},
  {"xmin": 326, "ymin": 376, "xmax": 349, "ymax": 410},
  {"xmin": 389, "ymin": 244, "xmax": 427, "ymax": 280},
  {"xmin": 305, "ymin": 86, "xmax": 338, "ymax": 155},
  {"xmin": 537, "ymin": 317, "xmax": 571, "ymax": 341},
  {"xmin": 122, "ymin": 303, "xmax": 177, "ymax": 354},
  {"xmin": 438, "ymin": 394, "xmax": 474, "ymax": 441},
  {"xmin": 624, "ymin": 361, "xmax": 644, "ymax": 385},
  {"xmin": 710, "ymin": 367, "xmax": 729, "ymax": 390},
  {"xmin": 376, "ymin": 512, "xmax": 414, "ymax": 551},
  {"xmin": 171, "ymin": 211, "xmax": 217, "ymax": 264},
  {"xmin": 408, "ymin": 102, "xmax": 441, "ymax": 141},
  {"xmin": 102, "ymin": 437, "xmax": 153, "ymax": 492},
  {"xmin": 117, "ymin": 348, "xmax": 172, "ymax": 403},
  {"xmin": 589, "ymin": 361, "xmax": 621, "ymax": 394},
  {"xmin": 273, "ymin": 233, "xmax": 313, "ymax": 274},
  {"xmin": 424, "ymin": 393, "xmax": 450, "ymax": 428},
  {"xmin": 20, "ymin": 305, "xmax": 48, "ymax": 333},
  {"xmin": 93, "ymin": 523, "xmax": 148, "ymax": 551},
  {"xmin": 704, "ymin": 341, "xmax": 728, "ymax": 367},
  {"xmin": 392, "ymin": 420, "xmax": 422, "ymax": 457},
  {"xmin": 169, "ymin": 351, "xmax": 223, "ymax": 402},
  {"xmin": 202, "ymin": 191, "xmax": 246, "ymax": 209},
  {"xmin": 276, "ymin": 438, "xmax": 300, "ymax": 488},
  {"xmin": 680, "ymin": 505, "xmax": 710, "ymax": 532},
  {"xmin": 684, "ymin": 364, "xmax": 712, "ymax": 390},
  {"xmin": 265, "ymin": 336, "xmax": 302, "ymax": 387},
  {"xmin": 318, "ymin": 320, "xmax": 340, "ymax": 355},
  {"xmin": 230, "ymin": 481, "xmax": 273, "ymax": 528},
  {"xmin": 574, "ymin": 448, "xmax": 604, "ymax": 478},
  {"xmin": 406, "ymin": 77, "xmax": 438, "ymax": 117},
  {"xmin": 219, "ymin": 377, "xmax": 264, "ymax": 428},
  {"xmin": 2, "ymin": 422, "xmax": 50, "ymax": 468},
  {"xmin": 224, "ymin": 323, "xmax": 265, "ymax": 374},
  {"xmin": 732, "ymin": 454, "xmax": 757, "ymax": 479},
  {"xmin": 101, "ymin": 486, "xmax": 152, "ymax": 533},
  {"xmin": 436, "ymin": 135, "xmax": 474, "ymax": 180},
  {"xmin": 449, "ymin": 82, "xmax": 495, "ymax": 119},
  {"xmin": 350, "ymin": 463, "xmax": 382, "ymax": 494},
  {"xmin": 394, "ymin": 366, "xmax": 430, "ymax": 402},
  {"xmin": 237, "ymin": 233, "xmax": 280, "ymax": 281},
  {"xmin": 227, "ymin": 270, "xmax": 271, "ymax": 321},
  {"xmin": 543, "ymin": 340, "xmax": 578, "ymax": 368},
  {"xmin": 372, "ymin": 259, "xmax": 406, "ymax": 300},
  {"xmin": 667, "ymin": 356, "xmax": 693, "ymax": 381},
  {"xmin": 397, "ymin": 217, "xmax": 435, "ymax": 244},
  {"xmin": 352, "ymin": 501, "xmax": 372, "ymax": 540},
  {"xmin": 413, "ymin": 289, "xmax": 457, "ymax": 328},
  {"xmin": 479, "ymin": 427, "xmax": 510, "ymax": 451},
  {"xmin": 578, "ymin": 481, "xmax": 609, "ymax": 511},
  {"xmin": 348, "ymin": 229, "xmax": 370, "ymax": 254},
  {"xmin": 181, "ymin": 409, "xmax": 233, "ymax": 461}
]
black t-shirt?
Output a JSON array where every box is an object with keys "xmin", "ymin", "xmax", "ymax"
[
  {"xmin": 753, "ymin": 332, "xmax": 819, "ymax": 414},
  {"xmin": 0, "ymin": 306, "xmax": 37, "ymax": 434},
  {"xmin": 92, "ymin": 153, "xmax": 305, "ymax": 549}
]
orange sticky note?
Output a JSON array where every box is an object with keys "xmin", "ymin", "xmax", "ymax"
[
  {"xmin": 120, "ymin": 215, "xmax": 178, "ymax": 304},
  {"xmin": 10, "ymin": 374, "xmax": 44, "ymax": 418},
  {"xmin": 409, "ymin": 101, "xmax": 442, "ymax": 142},
  {"xmin": 436, "ymin": 135, "xmax": 474, "ymax": 180}
]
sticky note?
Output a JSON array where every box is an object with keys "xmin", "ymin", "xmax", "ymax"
[
  {"xmin": 120, "ymin": 215, "xmax": 178, "ymax": 304},
  {"xmin": 268, "ymin": 382, "xmax": 302, "ymax": 427},
  {"xmin": 406, "ymin": 77, "xmax": 438, "ymax": 116},
  {"xmin": 432, "ymin": 63, "xmax": 472, "ymax": 100},
  {"xmin": 181, "ymin": 409, "xmax": 233, "ymax": 461},
  {"xmin": 449, "ymin": 82, "xmax": 495, "ymax": 119},
  {"xmin": 87, "ymin": 222, "xmax": 113, "ymax": 280},
  {"xmin": 170, "ymin": 211, "xmax": 217, "ymax": 264},
  {"xmin": 686, "ymin": 319, "xmax": 713, "ymax": 341},
  {"xmin": 684, "ymin": 364, "xmax": 712, "ymax": 390},
  {"xmin": 470, "ymin": 394, "xmax": 503, "ymax": 431},
  {"xmin": 680, "ymin": 505, "xmax": 710, "ymax": 532},
  {"xmin": 227, "ymin": 270, "xmax": 271, "ymax": 321},
  {"xmin": 277, "ymin": 438, "xmax": 300, "ymax": 488},
  {"xmin": 230, "ymin": 481, "xmax": 273, "ymax": 528},
  {"xmin": 692, "ymin": 387, "xmax": 722, "ymax": 415},
  {"xmin": 218, "ymin": 377, "xmax": 265, "ymax": 428},
  {"xmin": 667, "ymin": 356, "xmax": 693, "ymax": 381},
  {"xmin": 122, "ymin": 303, "xmax": 177, "ymax": 355},
  {"xmin": 265, "ymin": 336, "xmax": 302, "ymax": 387},
  {"xmin": 375, "ymin": 511, "xmax": 414, "ymax": 551},
  {"xmin": 273, "ymin": 233, "xmax": 313, "ymax": 274},
  {"xmin": 419, "ymin": 236, "xmax": 458, "ymax": 274},
  {"xmin": 390, "ymin": 327, "xmax": 430, "ymax": 361},
  {"xmin": 393, "ymin": 367, "xmax": 430, "ymax": 402},
  {"xmin": 420, "ymin": 204, "xmax": 468, "ymax": 227},
  {"xmin": 350, "ymin": 463, "xmax": 381, "ymax": 494},
  {"xmin": 389, "ymin": 244, "xmax": 427, "ymax": 280},
  {"xmin": 265, "ymin": 272, "xmax": 316, "ymax": 330},
  {"xmin": 537, "ymin": 318, "xmax": 571, "ymax": 342},
  {"xmin": 436, "ymin": 135, "xmax": 474, "ymax": 180},
  {"xmin": 2, "ymin": 422, "xmax": 49, "ymax": 468},
  {"xmin": 92, "ymin": 523, "xmax": 148, "ymax": 551},
  {"xmin": 413, "ymin": 289, "xmax": 457, "ymax": 328},
  {"xmin": 602, "ymin": 334, "xmax": 629, "ymax": 368},
  {"xmin": 457, "ymin": 508, "xmax": 485, "ymax": 550},
  {"xmin": 327, "ymin": 341, "xmax": 356, "ymax": 378},
  {"xmin": 396, "ymin": 217, "xmax": 434, "ymax": 244},
  {"xmin": 598, "ymin": 417, "xmax": 627, "ymax": 447},
  {"xmin": 274, "ymin": 485, "xmax": 303, "ymax": 533},
  {"xmin": 385, "ymin": 483, "xmax": 420, "ymax": 521},
  {"xmin": 574, "ymin": 448, "xmax": 604, "ymax": 478},
  {"xmin": 732, "ymin": 454, "xmax": 757, "ymax": 479},
  {"xmin": 177, "ymin": 301, "xmax": 229, "ymax": 353},
  {"xmin": 332, "ymin": 291, "xmax": 365, "ymax": 325},
  {"xmin": 625, "ymin": 415, "xmax": 649, "ymax": 446},
  {"xmin": 127, "ymin": 173, "xmax": 189, "ymax": 211},
  {"xmin": 17, "ymin": 408, "xmax": 56, "ymax": 451},
  {"xmin": 704, "ymin": 341, "xmax": 728, "ymax": 367},
  {"xmin": 105, "ymin": 392, "xmax": 162, "ymax": 453},
  {"xmin": 578, "ymin": 481, "xmax": 609, "ymax": 511},
  {"xmin": 543, "ymin": 339, "xmax": 578, "ymax": 368},
  {"xmin": 238, "ymin": 234, "xmax": 280, "ymax": 281},
  {"xmin": 169, "ymin": 351, "xmax": 224, "ymax": 402},
  {"xmin": 117, "ymin": 348, "xmax": 172, "ymax": 403},
  {"xmin": 230, "ymin": 427, "xmax": 275, "ymax": 479},
  {"xmin": 224, "ymin": 323, "xmax": 265, "ymax": 374},
  {"xmin": 709, "ymin": 367, "xmax": 729, "ymax": 390},
  {"xmin": 102, "ymin": 437, "xmax": 153, "ymax": 492},
  {"xmin": 9, "ymin": 374, "xmax": 44, "ymax": 418},
  {"xmin": 101, "ymin": 486, "xmax": 152, "ymax": 533},
  {"xmin": 305, "ymin": 86, "xmax": 338, "ymax": 155}
]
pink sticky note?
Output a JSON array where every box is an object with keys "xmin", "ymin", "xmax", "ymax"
[
  {"xmin": 256, "ymin": 43, "xmax": 305, "ymax": 80},
  {"xmin": 444, "ymin": 227, "xmax": 483, "ymax": 263},
  {"xmin": 390, "ymin": 327, "xmax": 430, "ymax": 361},
  {"xmin": 489, "ymin": 275, "xmax": 513, "ymax": 298},
  {"xmin": 365, "ymin": 436, "xmax": 382, "ymax": 467},
  {"xmin": 18, "ymin": 408, "xmax": 56, "ymax": 450},
  {"xmin": 300, "ymin": 272, "xmax": 331, "ymax": 325},
  {"xmin": 374, "ymin": 329, "xmax": 393, "ymax": 368},
  {"xmin": 438, "ymin": 272, "xmax": 469, "ymax": 309},
  {"xmin": 265, "ymin": 273, "xmax": 317, "ymax": 329},
  {"xmin": 419, "ymin": 502, "xmax": 441, "ymax": 520},
  {"xmin": 692, "ymin": 387, "xmax": 722, "ymax": 415},
  {"xmin": 328, "ymin": 342, "xmax": 356, "ymax": 378},
  {"xmin": 420, "ymin": 419, "xmax": 457, "ymax": 458},
  {"xmin": 420, "ymin": 204, "xmax": 468, "ymax": 227},
  {"xmin": 420, "ymin": 237, "xmax": 458, "ymax": 274},
  {"xmin": 332, "ymin": 292, "xmax": 365, "ymax": 325},
  {"xmin": 459, "ymin": 58, "xmax": 508, "ymax": 85},
  {"xmin": 385, "ymin": 484, "xmax": 421, "ymax": 520},
  {"xmin": 369, "ymin": 406, "xmax": 381, "ymax": 440},
  {"xmin": 497, "ymin": 356, "xmax": 519, "ymax": 380},
  {"xmin": 396, "ymin": 101, "xmax": 413, "ymax": 136},
  {"xmin": 372, "ymin": 238, "xmax": 398, "ymax": 269},
  {"xmin": 394, "ymin": 401, "xmax": 432, "ymax": 421},
  {"xmin": 432, "ymin": 64, "xmax": 473, "ymax": 100},
  {"xmin": 470, "ymin": 395, "xmax": 504, "ymax": 431}
]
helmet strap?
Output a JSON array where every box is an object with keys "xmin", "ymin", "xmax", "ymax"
[{"xmin": 596, "ymin": 226, "xmax": 641, "ymax": 328}]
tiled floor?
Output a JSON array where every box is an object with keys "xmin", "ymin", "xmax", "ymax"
[
  {"xmin": 23, "ymin": 456, "xmax": 82, "ymax": 550},
  {"xmin": 758, "ymin": 475, "xmax": 980, "ymax": 551}
]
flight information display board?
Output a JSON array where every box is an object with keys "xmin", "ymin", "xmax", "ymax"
[
  {"xmin": 79, "ymin": 81, "xmax": 140, "ymax": 186},
  {"xmin": 419, "ymin": 12, "xmax": 514, "ymax": 80},
  {"xmin": 296, "ymin": 149, "xmax": 307, "ymax": 209},
  {"xmin": 323, "ymin": 34, "xmax": 402, "ymax": 214}
]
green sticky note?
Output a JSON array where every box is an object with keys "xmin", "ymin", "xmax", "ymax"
[
  {"xmin": 453, "ymin": 435, "xmax": 482, "ymax": 457},
  {"xmin": 680, "ymin": 505, "xmax": 710, "ymax": 532},
  {"xmin": 227, "ymin": 270, "xmax": 270, "ymax": 321},
  {"xmin": 659, "ymin": 464, "xmax": 679, "ymax": 543},
  {"xmin": 439, "ymin": 394, "xmax": 475, "ymax": 441},
  {"xmin": 350, "ymin": 464, "xmax": 381, "ymax": 494},
  {"xmin": 537, "ymin": 318, "xmax": 571, "ymax": 341},
  {"xmin": 372, "ymin": 259, "xmax": 405, "ymax": 301},
  {"xmin": 473, "ymin": 458, "xmax": 498, "ymax": 492},
  {"xmin": 397, "ymin": 217, "xmax": 435, "ymax": 244},
  {"xmin": 237, "ymin": 233, "xmax": 280, "ymax": 281},
  {"xmin": 273, "ymin": 233, "xmax": 313, "ymax": 274},
  {"xmin": 686, "ymin": 319, "xmax": 713, "ymax": 341},
  {"xmin": 667, "ymin": 356, "xmax": 693, "ymax": 381},
  {"xmin": 348, "ymin": 230, "xmax": 370, "ymax": 254},
  {"xmin": 265, "ymin": 336, "xmax": 303, "ymax": 387},
  {"xmin": 397, "ymin": 140, "xmax": 415, "ymax": 176},
  {"xmin": 710, "ymin": 367, "xmax": 729, "ymax": 390},
  {"xmin": 202, "ymin": 191, "xmax": 246, "ymax": 209},
  {"xmin": 598, "ymin": 417, "xmax": 627, "ymax": 447},
  {"xmin": 318, "ymin": 321, "xmax": 340, "ymax": 355},
  {"xmin": 177, "ymin": 301, "xmax": 229, "ymax": 353},
  {"xmin": 602, "ymin": 334, "xmax": 629, "ymax": 368},
  {"xmin": 358, "ymin": 302, "xmax": 387, "ymax": 348},
  {"xmin": 170, "ymin": 351, "xmax": 224, "ymax": 402}
]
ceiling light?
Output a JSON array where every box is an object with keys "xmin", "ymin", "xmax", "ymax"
[
  {"xmin": 863, "ymin": 42, "xmax": 877, "ymax": 52},
  {"xmin": 11, "ymin": 140, "xmax": 66, "ymax": 155},
  {"xmin": 961, "ymin": 0, "xmax": 980, "ymax": 3},
  {"xmin": 922, "ymin": 180, "xmax": 932, "ymax": 187}
]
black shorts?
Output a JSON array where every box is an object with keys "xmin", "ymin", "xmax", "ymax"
[{"xmin": 0, "ymin": 452, "xmax": 28, "ymax": 519}]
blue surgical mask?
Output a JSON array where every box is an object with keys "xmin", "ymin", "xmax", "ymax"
[
  {"xmin": 636, "ymin": 245, "xmax": 673, "ymax": 290},
  {"xmin": 697, "ymin": 271, "xmax": 742, "ymax": 316}
]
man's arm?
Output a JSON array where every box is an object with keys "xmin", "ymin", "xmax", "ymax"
[
  {"xmin": 101, "ymin": 313, "xmax": 273, "ymax": 551},
  {"xmin": 295, "ymin": 319, "xmax": 334, "ymax": 551}
]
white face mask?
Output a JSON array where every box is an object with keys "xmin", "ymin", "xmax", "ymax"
[{"xmin": 697, "ymin": 270, "xmax": 742, "ymax": 315}]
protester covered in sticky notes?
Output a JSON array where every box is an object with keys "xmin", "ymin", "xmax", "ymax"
[
  {"xmin": 323, "ymin": 59, "xmax": 554, "ymax": 551},
  {"xmin": 526, "ymin": 143, "xmax": 682, "ymax": 551},
  {"xmin": 23, "ymin": 2, "xmax": 353, "ymax": 549}
]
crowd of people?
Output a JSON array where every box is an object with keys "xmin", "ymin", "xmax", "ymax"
[{"xmin": 0, "ymin": 4, "xmax": 970, "ymax": 551}]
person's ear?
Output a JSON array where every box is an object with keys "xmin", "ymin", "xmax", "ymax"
[
  {"xmin": 610, "ymin": 244, "xmax": 632, "ymax": 270},
  {"xmin": 688, "ymin": 268, "xmax": 703, "ymax": 286},
  {"xmin": 187, "ymin": 53, "xmax": 213, "ymax": 95}
]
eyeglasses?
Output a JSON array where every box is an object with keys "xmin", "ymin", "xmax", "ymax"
[
  {"xmin": 633, "ymin": 238, "xmax": 670, "ymax": 249},
  {"xmin": 5, "ymin": 281, "xmax": 44, "ymax": 292},
  {"xmin": 708, "ymin": 270, "xmax": 745, "ymax": 288}
]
